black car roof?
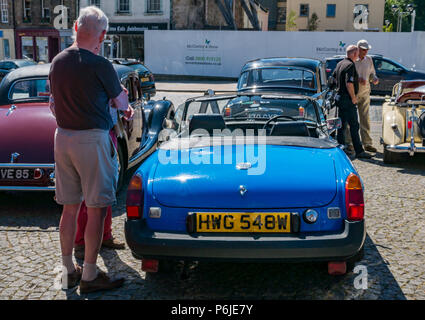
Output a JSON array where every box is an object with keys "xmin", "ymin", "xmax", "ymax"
[
  {"xmin": 0, "ymin": 62, "xmax": 136, "ymax": 105},
  {"xmin": 326, "ymin": 54, "xmax": 384, "ymax": 60},
  {"xmin": 241, "ymin": 57, "xmax": 323, "ymax": 73}
]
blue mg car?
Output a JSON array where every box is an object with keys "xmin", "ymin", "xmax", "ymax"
[{"xmin": 125, "ymin": 92, "xmax": 366, "ymax": 275}]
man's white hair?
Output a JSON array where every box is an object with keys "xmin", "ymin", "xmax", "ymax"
[
  {"xmin": 346, "ymin": 44, "xmax": 358, "ymax": 56},
  {"xmin": 74, "ymin": 6, "xmax": 109, "ymax": 39}
]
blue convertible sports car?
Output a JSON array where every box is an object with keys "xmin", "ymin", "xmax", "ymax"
[{"xmin": 124, "ymin": 92, "xmax": 366, "ymax": 275}]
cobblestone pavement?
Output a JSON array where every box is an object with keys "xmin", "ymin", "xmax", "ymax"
[{"xmin": 0, "ymin": 93, "xmax": 424, "ymax": 300}]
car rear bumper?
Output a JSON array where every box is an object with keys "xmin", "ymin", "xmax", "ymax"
[
  {"xmin": 125, "ymin": 219, "xmax": 366, "ymax": 262},
  {"xmin": 386, "ymin": 143, "xmax": 425, "ymax": 155}
]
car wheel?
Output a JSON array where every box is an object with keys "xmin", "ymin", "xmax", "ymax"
[
  {"xmin": 116, "ymin": 142, "xmax": 125, "ymax": 191},
  {"xmin": 383, "ymin": 145, "xmax": 399, "ymax": 164}
]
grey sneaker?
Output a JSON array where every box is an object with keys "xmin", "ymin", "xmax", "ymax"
[{"xmin": 356, "ymin": 151, "xmax": 373, "ymax": 159}]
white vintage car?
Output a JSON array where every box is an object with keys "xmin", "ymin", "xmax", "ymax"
[{"xmin": 381, "ymin": 80, "xmax": 425, "ymax": 163}]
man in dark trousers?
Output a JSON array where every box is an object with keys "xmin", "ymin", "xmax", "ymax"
[{"xmin": 332, "ymin": 44, "xmax": 372, "ymax": 160}]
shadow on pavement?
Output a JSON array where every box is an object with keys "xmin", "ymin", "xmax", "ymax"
[{"xmin": 142, "ymin": 233, "xmax": 405, "ymax": 300}]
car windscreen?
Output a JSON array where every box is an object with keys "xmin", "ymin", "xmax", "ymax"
[
  {"xmin": 8, "ymin": 78, "xmax": 50, "ymax": 102},
  {"xmin": 180, "ymin": 95, "xmax": 318, "ymax": 132},
  {"xmin": 238, "ymin": 67, "xmax": 316, "ymax": 90}
]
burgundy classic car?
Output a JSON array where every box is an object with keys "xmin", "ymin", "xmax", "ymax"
[{"xmin": 0, "ymin": 63, "xmax": 173, "ymax": 191}]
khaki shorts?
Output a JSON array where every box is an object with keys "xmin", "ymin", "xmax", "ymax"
[{"xmin": 54, "ymin": 128, "xmax": 118, "ymax": 208}]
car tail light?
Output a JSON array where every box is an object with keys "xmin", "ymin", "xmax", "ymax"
[
  {"xmin": 407, "ymin": 120, "xmax": 413, "ymax": 130},
  {"xmin": 126, "ymin": 174, "xmax": 144, "ymax": 220},
  {"xmin": 33, "ymin": 168, "xmax": 44, "ymax": 180},
  {"xmin": 326, "ymin": 68, "xmax": 332, "ymax": 73},
  {"xmin": 224, "ymin": 107, "xmax": 231, "ymax": 117},
  {"xmin": 345, "ymin": 173, "xmax": 364, "ymax": 221}
]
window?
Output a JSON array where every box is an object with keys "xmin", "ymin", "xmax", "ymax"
[
  {"xmin": 326, "ymin": 4, "xmax": 336, "ymax": 17},
  {"xmin": 23, "ymin": 0, "xmax": 31, "ymax": 22},
  {"xmin": 117, "ymin": 0, "xmax": 130, "ymax": 13},
  {"xmin": 1, "ymin": 0, "xmax": 8, "ymax": 23},
  {"xmin": 374, "ymin": 59, "xmax": 403, "ymax": 74},
  {"xmin": 300, "ymin": 4, "xmax": 309, "ymax": 17},
  {"xmin": 276, "ymin": 7, "xmax": 287, "ymax": 24},
  {"xmin": 41, "ymin": 0, "xmax": 50, "ymax": 22},
  {"xmin": 9, "ymin": 79, "xmax": 50, "ymax": 101},
  {"xmin": 90, "ymin": 0, "xmax": 101, "ymax": 7},
  {"xmin": 147, "ymin": 0, "xmax": 161, "ymax": 13},
  {"xmin": 3, "ymin": 39, "xmax": 10, "ymax": 59}
]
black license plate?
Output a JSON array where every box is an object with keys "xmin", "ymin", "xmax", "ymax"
[{"xmin": 0, "ymin": 168, "xmax": 33, "ymax": 180}]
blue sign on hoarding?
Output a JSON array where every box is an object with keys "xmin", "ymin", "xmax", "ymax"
[{"xmin": 0, "ymin": 31, "xmax": 3, "ymax": 37}]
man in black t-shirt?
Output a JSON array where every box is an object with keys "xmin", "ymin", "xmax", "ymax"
[
  {"xmin": 49, "ymin": 6, "xmax": 133, "ymax": 293},
  {"xmin": 332, "ymin": 45, "xmax": 372, "ymax": 159}
]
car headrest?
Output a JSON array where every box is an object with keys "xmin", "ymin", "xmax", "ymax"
[
  {"xmin": 189, "ymin": 114, "xmax": 226, "ymax": 135},
  {"xmin": 270, "ymin": 121, "xmax": 310, "ymax": 137}
]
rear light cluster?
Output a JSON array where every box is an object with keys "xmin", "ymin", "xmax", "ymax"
[
  {"xmin": 345, "ymin": 173, "xmax": 364, "ymax": 221},
  {"xmin": 126, "ymin": 173, "xmax": 144, "ymax": 220}
]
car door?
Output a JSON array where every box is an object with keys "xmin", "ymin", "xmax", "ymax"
[
  {"xmin": 122, "ymin": 75, "xmax": 143, "ymax": 159},
  {"xmin": 373, "ymin": 58, "xmax": 405, "ymax": 94}
]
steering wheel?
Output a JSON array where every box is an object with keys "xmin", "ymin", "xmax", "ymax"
[
  {"xmin": 262, "ymin": 115, "xmax": 298, "ymax": 136},
  {"xmin": 262, "ymin": 115, "xmax": 297, "ymax": 129}
]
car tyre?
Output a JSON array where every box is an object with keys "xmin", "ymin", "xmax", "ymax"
[{"xmin": 383, "ymin": 145, "xmax": 399, "ymax": 164}]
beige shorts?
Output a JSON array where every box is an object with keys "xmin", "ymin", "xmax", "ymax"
[{"xmin": 54, "ymin": 128, "xmax": 118, "ymax": 208}]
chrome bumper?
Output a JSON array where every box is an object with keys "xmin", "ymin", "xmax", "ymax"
[
  {"xmin": 0, "ymin": 163, "xmax": 55, "ymax": 191},
  {"xmin": 386, "ymin": 144, "xmax": 425, "ymax": 156}
]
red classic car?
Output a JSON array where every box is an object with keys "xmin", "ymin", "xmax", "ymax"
[{"xmin": 0, "ymin": 63, "xmax": 173, "ymax": 191}]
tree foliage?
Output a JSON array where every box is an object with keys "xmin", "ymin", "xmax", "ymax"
[
  {"xmin": 384, "ymin": 0, "xmax": 424, "ymax": 31},
  {"xmin": 286, "ymin": 10, "xmax": 297, "ymax": 31},
  {"xmin": 307, "ymin": 12, "xmax": 320, "ymax": 31}
]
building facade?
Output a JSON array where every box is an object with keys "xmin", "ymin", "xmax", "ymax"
[
  {"xmin": 172, "ymin": 0, "xmax": 268, "ymax": 31},
  {"xmin": 0, "ymin": 0, "xmax": 15, "ymax": 59},
  {"xmin": 284, "ymin": 0, "xmax": 385, "ymax": 31},
  {"xmin": 13, "ymin": 0, "xmax": 78, "ymax": 62},
  {"xmin": 80, "ymin": 0, "xmax": 170, "ymax": 60}
]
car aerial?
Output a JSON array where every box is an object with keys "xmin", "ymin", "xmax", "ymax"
[
  {"xmin": 124, "ymin": 90, "xmax": 366, "ymax": 275},
  {"xmin": 0, "ymin": 59, "xmax": 37, "ymax": 82},
  {"xmin": 110, "ymin": 58, "xmax": 156, "ymax": 100},
  {"xmin": 325, "ymin": 55, "xmax": 425, "ymax": 96},
  {"xmin": 381, "ymin": 80, "xmax": 425, "ymax": 164},
  {"xmin": 0, "ymin": 63, "xmax": 173, "ymax": 192}
]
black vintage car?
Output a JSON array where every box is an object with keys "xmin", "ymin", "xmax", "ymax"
[
  {"xmin": 0, "ymin": 59, "xmax": 37, "ymax": 82},
  {"xmin": 237, "ymin": 57, "xmax": 331, "ymax": 110},
  {"xmin": 325, "ymin": 54, "xmax": 425, "ymax": 96},
  {"xmin": 110, "ymin": 58, "xmax": 156, "ymax": 100},
  {"xmin": 0, "ymin": 63, "xmax": 173, "ymax": 191}
]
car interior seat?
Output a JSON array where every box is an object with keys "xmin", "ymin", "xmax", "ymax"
[
  {"xmin": 189, "ymin": 114, "xmax": 227, "ymax": 135},
  {"xmin": 269, "ymin": 122, "xmax": 311, "ymax": 137}
]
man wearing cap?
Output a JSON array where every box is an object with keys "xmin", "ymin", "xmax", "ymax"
[
  {"xmin": 332, "ymin": 44, "xmax": 372, "ymax": 159},
  {"xmin": 346, "ymin": 39, "xmax": 379, "ymax": 153}
]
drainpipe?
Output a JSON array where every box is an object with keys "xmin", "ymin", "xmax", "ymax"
[{"xmin": 12, "ymin": 0, "xmax": 17, "ymax": 59}]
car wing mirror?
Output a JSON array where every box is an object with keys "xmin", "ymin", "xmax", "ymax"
[
  {"xmin": 327, "ymin": 76, "xmax": 336, "ymax": 90},
  {"xmin": 327, "ymin": 117, "xmax": 342, "ymax": 134}
]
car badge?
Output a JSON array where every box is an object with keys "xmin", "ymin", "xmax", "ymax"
[
  {"xmin": 239, "ymin": 185, "xmax": 247, "ymax": 196},
  {"xmin": 10, "ymin": 152, "xmax": 20, "ymax": 163},
  {"xmin": 236, "ymin": 162, "xmax": 252, "ymax": 170}
]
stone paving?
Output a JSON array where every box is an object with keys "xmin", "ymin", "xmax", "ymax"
[{"xmin": 0, "ymin": 92, "xmax": 424, "ymax": 300}]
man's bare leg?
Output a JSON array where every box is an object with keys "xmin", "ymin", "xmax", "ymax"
[
  {"xmin": 59, "ymin": 203, "xmax": 81, "ymax": 273},
  {"xmin": 82, "ymin": 207, "xmax": 108, "ymax": 281}
]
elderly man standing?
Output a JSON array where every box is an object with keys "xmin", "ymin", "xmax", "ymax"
[
  {"xmin": 332, "ymin": 44, "xmax": 372, "ymax": 159},
  {"xmin": 49, "ymin": 6, "xmax": 133, "ymax": 293},
  {"xmin": 346, "ymin": 39, "xmax": 379, "ymax": 153}
]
